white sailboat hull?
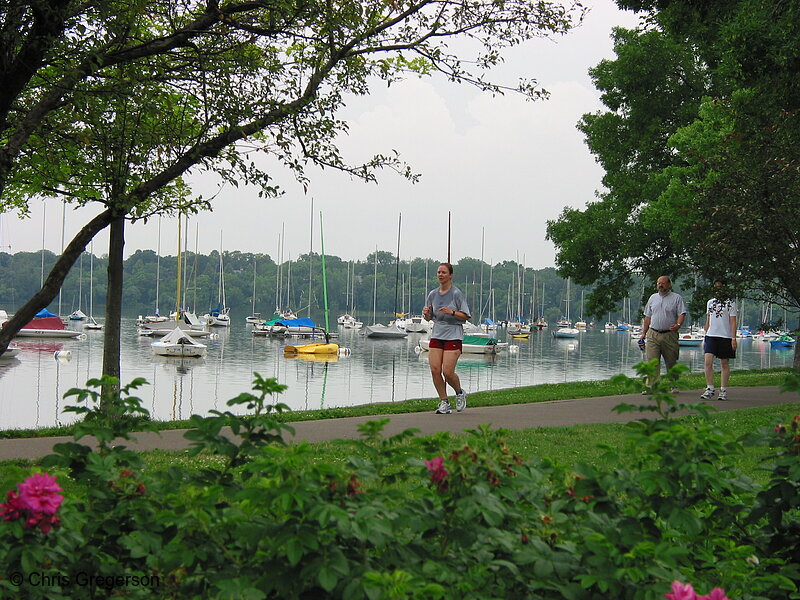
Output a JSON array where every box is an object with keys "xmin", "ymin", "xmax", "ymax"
[
  {"xmin": 418, "ymin": 338, "xmax": 507, "ymax": 354},
  {"xmin": 14, "ymin": 329, "xmax": 83, "ymax": 338},
  {"xmin": 364, "ymin": 324, "xmax": 408, "ymax": 339},
  {"xmin": 553, "ymin": 328, "xmax": 580, "ymax": 338}
]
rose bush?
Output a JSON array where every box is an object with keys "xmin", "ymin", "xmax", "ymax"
[{"xmin": 1, "ymin": 365, "xmax": 799, "ymax": 599}]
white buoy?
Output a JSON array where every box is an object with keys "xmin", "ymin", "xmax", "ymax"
[
  {"xmin": 414, "ymin": 345, "xmax": 422, "ymax": 354},
  {"xmin": 509, "ymin": 345, "xmax": 519, "ymax": 353},
  {"xmin": 337, "ymin": 347, "xmax": 352, "ymax": 357},
  {"xmin": 53, "ymin": 350, "xmax": 72, "ymax": 362}
]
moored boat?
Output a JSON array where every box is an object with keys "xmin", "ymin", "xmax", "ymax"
[
  {"xmin": 553, "ymin": 327, "xmax": 579, "ymax": 338},
  {"xmin": 769, "ymin": 334, "xmax": 796, "ymax": 348},
  {"xmin": 677, "ymin": 331, "xmax": 704, "ymax": 346},
  {"xmin": 417, "ymin": 335, "xmax": 508, "ymax": 354},
  {"xmin": 7, "ymin": 309, "xmax": 83, "ymax": 338},
  {"xmin": 363, "ymin": 323, "xmax": 408, "ymax": 339},
  {"xmin": 151, "ymin": 327, "xmax": 208, "ymax": 357}
]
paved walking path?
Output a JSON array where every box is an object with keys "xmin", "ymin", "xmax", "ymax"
[{"xmin": 1, "ymin": 386, "xmax": 798, "ymax": 461}]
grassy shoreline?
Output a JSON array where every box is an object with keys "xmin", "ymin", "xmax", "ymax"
[{"xmin": 1, "ymin": 367, "xmax": 793, "ymax": 440}]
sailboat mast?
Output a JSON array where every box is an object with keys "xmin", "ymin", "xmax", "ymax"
[
  {"xmin": 89, "ymin": 241, "xmax": 94, "ymax": 320},
  {"xmin": 447, "ymin": 211, "xmax": 451, "ymax": 264},
  {"xmin": 193, "ymin": 224, "xmax": 199, "ymax": 312},
  {"xmin": 40, "ymin": 200, "xmax": 46, "ymax": 288},
  {"xmin": 308, "ymin": 198, "xmax": 314, "ymax": 318},
  {"xmin": 394, "ymin": 213, "xmax": 401, "ymax": 318},
  {"xmin": 77, "ymin": 251, "xmax": 83, "ymax": 312},
  {"xmin": 479, "ymin": 228, "xmax": 484, "ymax": 322},
  {"xmin": 218, "ymin": 231, "xmax": 226, "ymax": 310},
  {"xmin": 252, "ymin": 257, "xmax": 257, "ymax": 316},
  {"xmin": 155, "ymin": 216, "xmax": 161, "ymax": 314},
  {"xmin": 319, "ymin": 211, "xmax": 330, "ymax": 332},
  {"xmin": 181, "ymin": 217, "xmax": 189, "ymax": 311},
  {"xmin": 372, "ymin": 246, "xmax": 377, "ymax": 325},
  {"xmin": 59, "ymin": 200, "xmax": 65, "ymax": 316},
  {"xmin": 175, "ymin": 213, "xmax": 182, "ymax": 321}
]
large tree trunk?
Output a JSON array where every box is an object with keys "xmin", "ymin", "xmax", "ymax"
[
  {"xmin": 0, "ymin": 208, "xmax": 114, "ymax": 354},
  {"xmin": 101, "ymin": 214, "xmax": 125, "ymax": 385}
]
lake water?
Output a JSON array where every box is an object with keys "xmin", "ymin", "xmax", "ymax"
[{"xmin": 0, "ymin": 319, "xmax": 795, "ymax": 430}]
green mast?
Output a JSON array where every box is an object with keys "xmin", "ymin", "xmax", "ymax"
[{"xmin": 319, "ymin": 211, "xmax": 330, "ymax": 332}]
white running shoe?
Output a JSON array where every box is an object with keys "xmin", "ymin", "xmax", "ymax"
[
  {"xmin": 700, "ymin": 388, "xmax": 715, "ymax": 400},
  {"xmin": 435, "ymin": 399, "xmax": 452, "ymax": 414},
  {"xmin": 455, "ymin": 390, "xmax": 467, "ymax": 412},
  {"xmin": 718, "ymin": 391, "xmax": 728, "ymax": 401}
]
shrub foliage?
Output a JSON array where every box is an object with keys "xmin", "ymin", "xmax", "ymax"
[{"xmin": 1, "ymin": 365, "xmax": 799, "ymax": 599}]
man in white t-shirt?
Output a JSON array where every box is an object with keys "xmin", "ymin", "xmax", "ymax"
[
  {"xmin": 700, "ymin": 279, "xmax": 738, "ymax": 401},
  {"xmin": 639, "ymin": 275, "xmax": 687, "ymax": 392}
]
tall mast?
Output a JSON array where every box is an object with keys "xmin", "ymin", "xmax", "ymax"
[
  {"xmin": 479, "ymin": 228, "xmax": 484, "ymax": 322},
  {"xmin": 319, "ymin": 211, "xmax": 330, "ymax": 331},
  {"xmin": 193, "ymin": 223, "xmax": 199, "ymax": 312},
  {"xmin": 155, "ymin": 216, "xmax": 161, "ymax": 315},
  {"xmin": 58, "ymin": 200, "xmax": 65, "ymax": 315},
  {"xmin": 394, "ymin": 213, "xmax": 402, "ymax": 317},
  {"xmin": 175, "ymin": 213, "xmax": 182, "ymax": 321},
  {"xmin": 308, "ymin": 198, "xmax": 314, "ymax": 317},
  {"xmin": 372, "ymin": 246, "xmax": 378, "ymax": 325},
  {"xmin": 181, "ymin": 217, "xmax": 189, "ymax": 311}
]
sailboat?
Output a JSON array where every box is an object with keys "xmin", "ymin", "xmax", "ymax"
[
  {"xmin": 151, "ymin": 326, "xmax": 208, "ymax": 357},
  {"xmin": 84, "ymin": 242, "xmax": 103, "ymax": 330},
  {"xmin": 337, "ymin": 260, "xmax": 363, "ymax": 329},
  {"xmin": 284, "ymin": 211, "xmax": 341, "ymax": 356},
  {"xmin": 68, "ymin": 252, "xmax": 88, "ymax": 320},
  {"xmin": 245, "ymin": 257, "xmax": 262, "ymax": 324},
  {"xmin": 574, "ymin": 290, "xmax": 587, "ymax": 328},
  {"xmin": 139, "ymin": 214, "xmax": 210, "ymax": 338},
  {"xmin": 553, "ymin": 278, "xmax": 579, "ymax": 338},
  {"xmin": 203, "ymin": 232, "xmax": 231, "ymax": 327},
  {"xmin": 139, "ymin": 217, "xmax": 168, "ymax": 324},
  {"xmin": 364, "ymin": 215, "xmax": 408, "ymax": 339}
]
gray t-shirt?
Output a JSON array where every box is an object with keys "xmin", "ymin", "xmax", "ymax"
[
  {"xmin": 643, "ymin": 291, "xmax": 687, "ymax": 330},
  {"xmin": 426, "ymin": 286, "xmax": 471, "ymax": 341}
]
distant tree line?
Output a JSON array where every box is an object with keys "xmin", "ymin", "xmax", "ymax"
[{"xmin": 0, "ymin": 249, "xmax": 665, "ymax": 326}]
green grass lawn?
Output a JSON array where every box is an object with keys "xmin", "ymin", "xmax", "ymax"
[{"xmin": 1, "ymin": 367, "xmax": 797, "ymax": 496}]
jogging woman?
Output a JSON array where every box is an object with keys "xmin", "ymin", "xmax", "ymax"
[{"xmin": 422, "ymin": 262, "xmax": 470, "ymax": 414}]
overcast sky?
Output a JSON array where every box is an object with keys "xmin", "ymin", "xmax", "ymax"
[{"xmin": 0, "ymin": 1, "xmax": 640, "ymax": 269}]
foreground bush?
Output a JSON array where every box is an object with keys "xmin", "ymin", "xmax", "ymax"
[{"xmin": 1, "ymin": 365, "xmax": 799, "ymax": 599}]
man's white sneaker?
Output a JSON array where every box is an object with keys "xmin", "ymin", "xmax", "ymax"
[
  {"xmin": 700, "ymin": 388, "xmax": 715, "ymax": 400},
  {"xmin": 435, "ymin": 399, "xmax": 452, "ymax": 414},
  {"xmin": 718, "ymin": 391, "xmax": 728, "ymax": 401},
  {"xmin": 455, "ymin": 390, "xmax": 467, "ymax": 412}
]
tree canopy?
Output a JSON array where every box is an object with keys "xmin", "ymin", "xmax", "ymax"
[
  {"xmin": 0, "ymin": 0, "xmax": 586, "ymax": 354},
  {"xmin": 546, "ymin": 0, "xmax": 800, "ymax": 357}
]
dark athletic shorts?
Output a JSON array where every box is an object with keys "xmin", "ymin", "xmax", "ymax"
[
  {"xmin": 429, "ymin": 338, "xmax": 462, "ymax": 351},
  {"xmin": 703, "ymin": 335, "xmax": 736, "ymax": 359}
]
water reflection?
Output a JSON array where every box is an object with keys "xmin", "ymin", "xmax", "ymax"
[{"xmin": 0, "ymin": 320, "xmax": 796, "ymax": 430}]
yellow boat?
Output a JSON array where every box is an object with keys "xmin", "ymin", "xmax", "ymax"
[
  {"xmin": 284, "ymin": 342, "xmax": 340, "ymax": 355},
  {"xmin": 284, "ymin": 352, "xmax": 339, "ymax": 362}
]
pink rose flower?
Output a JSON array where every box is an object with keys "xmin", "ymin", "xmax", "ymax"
[
  {"xmin": 424, "ymin": 456, "xmax": 450, "ymax": 487},
  {"xmin": 698, "ymin": 589, "xmax": 730, "ymax": 600},
  {"xmin": 1, "ymin": 473, "xmax": 64, "ymax": 534},
  {"xmin": 0, "ymin": 490, "xmax": 25, "ymax": 521},
  {"xmin": 665, "ymin": 581, "xmax": 697, "ymax": 600},
  {"xmin": 18, "ymin": 473, "xmax": 63, "ymax": 515}
]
